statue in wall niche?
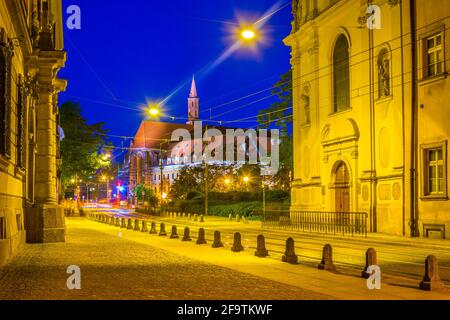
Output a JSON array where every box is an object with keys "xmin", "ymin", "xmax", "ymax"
[
  {"xmin": 378, "ymin": 51, "xmax": 391, "ymax": 98},
  {"xmin": 301, "ymin": 84, "xmax": 310, "ymax": 124},
  {"xmin": 292, "ymin": 0, "xmax": 303, "ymax": 32}
]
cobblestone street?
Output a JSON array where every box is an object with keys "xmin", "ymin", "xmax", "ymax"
[{"xmin": 0, "ymin": 218, "xmax": 331, "ymax": 300}]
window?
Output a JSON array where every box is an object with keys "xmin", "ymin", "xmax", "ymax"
[
  {"xmin": 0, "ymin": 40, "xmax": 12, "ymax": 158},
  {"xmin": 425, "ymin": 33, "xmax": 444, "ymax": 78},
  {"xmin": 333, "ymin": 35, "xmax": 350, "ymax": 113},
  {"xmin": 16, "ymin": 78, "xmax": 26, "ymax": 169},
  {"xmin": 422, "ymin": 142, "xmax": 447, "ymax": 198},
  {"xmin": 427, "ymin": 148, "xmax": 445, "ymax": 194}
]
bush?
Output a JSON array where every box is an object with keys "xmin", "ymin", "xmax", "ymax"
[{"xmin": 186, "ymin": 191, "xmax": 203, "ymax": 201}]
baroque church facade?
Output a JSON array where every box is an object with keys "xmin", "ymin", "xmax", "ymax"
[
  {"xmin": 0, "ymin": 0, "xmax": 67, "ymax": 265},
  {"xmin": 285, "ymin": 0, "xmax": 450, "ymax": 238}
]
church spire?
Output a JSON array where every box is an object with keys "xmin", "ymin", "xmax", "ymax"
[
  {"xmin": 188, "ymin": 75, "xmax": 199, "ymax": 124},
  {"xmin": 189, "ymin": 75, "xmax": 198, "ymax": 98}
]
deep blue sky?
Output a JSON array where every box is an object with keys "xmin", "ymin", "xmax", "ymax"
[{"xmin": 59, "ymin": 0, "xmax": 292, "ymax": 161}]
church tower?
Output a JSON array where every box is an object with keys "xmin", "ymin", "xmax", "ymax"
[{"xmin": 187, "ymin": 76, "xmax": 199, "ymax": 124}]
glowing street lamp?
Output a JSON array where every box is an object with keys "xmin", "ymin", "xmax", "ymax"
[
  {"xmin": 243, "ymin": 176, "xmax": 250, "ymax": 183},
  {"xmin": 148, "ymin": 105, "xmax": 161, "ymax": 117},
  {"xmin": 241, "ymin": 29, "xmax": 256, "ymax": 40},
  {"xmin": 224, "ymin": 178, "xmax": 231, "ymax": 185}
]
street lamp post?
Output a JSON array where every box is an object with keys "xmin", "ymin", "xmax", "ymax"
[
  {"xmin": 160, "ymin": 149, "xmax": 164, "ymax": 215},
  {"xmin": 262, "ymin": 179, "xmax": 266, "ymax": 216},
  {"xmin": 204, "ymin": 124, "xmax": 209, "ymax": 216}
]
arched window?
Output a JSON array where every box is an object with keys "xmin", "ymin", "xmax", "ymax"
[
  {"xmin": 333, "ymin": 34, "xmax": 350, "ymax": 113},
  {"xmin": 377, "ymin": 48, "xmax": 391, "ymax": 98}
]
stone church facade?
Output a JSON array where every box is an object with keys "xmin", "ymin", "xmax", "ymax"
[
  {"xmin": 0, "ymin": 0, "xmax": 67, "ymax": 265},
  {"xmin": 285, "ymin": 0, "xmax": 450, "ymax": 238}
]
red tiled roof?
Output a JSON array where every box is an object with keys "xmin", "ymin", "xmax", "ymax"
[{"xmin": 132, "ymin": 121, "xmax": 194, "ymax": 149}]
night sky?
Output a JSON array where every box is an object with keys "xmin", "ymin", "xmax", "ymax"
[{"xmin": 59, "ymin": 0, "xmax": 292, "ymax": 162}]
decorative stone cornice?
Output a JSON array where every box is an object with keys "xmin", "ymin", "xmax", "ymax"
[
  {"xmin": 388, "ymin": 0, "xmax": 400, "ymax": 7},
  {"xmin": 37, "ymin": 83, "xmax": 56, "ymax": 94}
]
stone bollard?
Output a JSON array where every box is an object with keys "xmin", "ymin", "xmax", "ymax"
[
  {"xmin": 242, "ymin": 216, "xmax": 247, "ymax": 224},
  {"xmin": 141, "ymin": 221, "xmax": 149, "ymax": 233},
  {"xmin": 134, "ymin": 219, "xmax": 140, "ymax": 231},
  {"xmin": 188, "ymin": 213, "xmax": 192, "ymax": 220},
  {"xmin": 159, "ymin": 223, "xmax": 167, "ymax": 236},
  {"xmin": 318, "ymin": 244, "xmax": 336, "ymax": 271},
  {"xmin": 196, "ymin": 228, "xmax": 207, "ymax": 245},
  {"xmin": 120, "ymin": 218, "xmax": 126, "ymax": 228},
  {"xmin": 228, "ymin": 214, "xmax": 232, "ymax": 221},
  {"xmin": 110, "ymin": 216, "xmax": 115, "ymax": 226},
  {"xmin": 104, "ymin": 216, "xmax": 109, "ymax": 224},
  {"xmin": 200, "ymin": 215, "xmax": 204, "ymax": 223},
  {"xmin": 254, "ymin": 235, "xmax": 269, "ymax": 257},
  {"xmin": 149, "ymin": 222, "xmax": 157, "ymax": 234},
  {"xmin": 361, "ymin": 248, "xmax": 377, "ymax": 278},
  {"xmin": 236, "ymin": 214, "xmax": 241, "ymax": 223},
  {"xmin": 212, "ymin": 231, "xmax": 224, "ymax": 248},
  {"xmin": 170, "ymin": 225, "xmax": 179, "ymax": 239},
  {"xmin": 420, "ymin": 255, "xmax": 443, "ymax": 291},
  {"xmin": 182, "ymin": 227, "xmax": 192, "ymax": 242},
  {"xmin": 183, "ymin": 213, "xmax": 186, "ymax": 219},
  {"xmin": 282, "ymin": 238, "xmax": 298, "ymax": 264},
  {"xmin": 127, "ymin": 219, "xmax": 133, "ymax": 230},
  {"xmin": 194, "ymin": 214, "xmax": 198, "ymax": 222},
  {"xmin": 231, "ymin": 232, "xmax": 244, "ymax": 252}
]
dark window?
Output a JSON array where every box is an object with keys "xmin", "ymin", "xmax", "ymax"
[
  {"xmin": 333, "ymin": 35, "xmax": 350, "ymax": 113},
  {"xmin": 17, "ymin": 78, "xmax": 26, "ymax": 169},
  {"xmin": 0, "ymin": 41, "xmax": 13, "ymax": 158},
  {"xmin": 0, "ymin": 217, "xmax": 5, "ymax": 239}
]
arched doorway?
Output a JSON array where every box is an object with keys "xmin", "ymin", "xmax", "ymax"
[{"xmin": 334, "ymin": 161, "xmax": 350, "ymax": 212}]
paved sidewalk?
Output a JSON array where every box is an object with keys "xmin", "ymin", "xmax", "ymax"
[
  {"xmin": 0, "ymin": 218, "xmax": 331, "ymax": 300},
  {"xmin": 88, "ymin": 216, "xmax": 450, "ymax": 300},
  {"xmin": 96, "ymin": 209, "xmax": 450, "ymax": 283}
]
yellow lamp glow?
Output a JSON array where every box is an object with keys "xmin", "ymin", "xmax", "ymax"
[
  {"xmin": 241, "ymin": 29, "xmax": 256, "ymax": 40},
  {"xmin": 225, "ymin": 178, "xmax": 231, "ymax": 185},
  {"xmin": 243, "ymin": 176, "xmax": 250, "ymax": 183},
  {"xmin": 162, "ymin": 192, "xmax": 167, "ymax": 200},
  {"xmin": 148, "ymin": 107, "xmax": 160, "ymax": 116}
]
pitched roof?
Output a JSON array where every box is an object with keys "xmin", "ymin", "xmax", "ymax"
[{"xmin": 132, "ymin": 121, "xmax": 194, "ymax": 150}]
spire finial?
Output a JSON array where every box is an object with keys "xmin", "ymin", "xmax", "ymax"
[{"xmin": 189, "ymin": 75, "xmax": 198, "ymax": 98}]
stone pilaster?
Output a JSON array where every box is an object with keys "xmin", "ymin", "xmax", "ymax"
[{"xmin": 27, "ymin": 50, "xmax": 67, "ymax": 243}]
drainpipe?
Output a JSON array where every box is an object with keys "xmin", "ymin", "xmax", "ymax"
[
  {"xmin": 409, "ymin": 0, "xmax": 418, "ymax": 237},
  {"xmin": 368, "ymin": 0, "xmax": 377, "ymax": 232},
  {"xmin": 400, "ymin": 0, "xmax": 407, "ymax": 236}
]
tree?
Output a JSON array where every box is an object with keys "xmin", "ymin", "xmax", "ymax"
[
  {"xmin": 59, "ymin": 101, "xmax": 111, "ymax": 193},
  {"xmin": 257, "ymin": 70, "xmax": 294, "ymax": 191},
  {"xmin": 257, "ymin": 70, "xmax": 293, "ymax": 134},
  {"xmin": 134, "ymin": 184, "xmax": 158, "ymax": 206},
  {"xmin": 169, "ymin": 164, "xmax": 235, "ymax": 199}
]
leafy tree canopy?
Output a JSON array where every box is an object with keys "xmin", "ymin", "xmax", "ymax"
[{"xmin": 59, "ymin": 101, "xmax": 112, "ymax": 190}]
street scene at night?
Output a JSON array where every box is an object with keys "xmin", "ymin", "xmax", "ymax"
[{"xmin": 1, "ymin": 0, "xmax": 450, "ymax": 310}]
